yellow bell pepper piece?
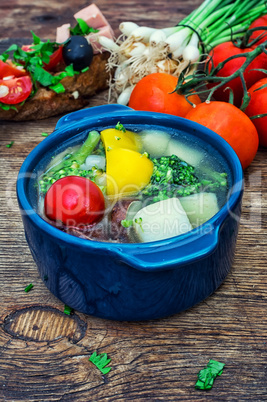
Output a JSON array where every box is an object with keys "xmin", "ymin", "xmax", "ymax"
[
  {"xmin": 106, "ymin": 148, "xmax": 154, "ymax": 197},
  {"xmin": 101, "ymin": 128, "xmax": 142, "ymax": 153}
]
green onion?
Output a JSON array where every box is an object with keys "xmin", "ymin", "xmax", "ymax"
[
  {"xmin": 24, "ymin": 283, "xmax": 34, "ymax": 292},
  {"xmin": 107, "ymin": 0, "xmax": 267, "ymax": 102}
]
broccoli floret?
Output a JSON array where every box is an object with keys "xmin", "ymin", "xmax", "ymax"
[
  {"xmin": 140, "ymin": 155, "xmax": 227, "ymax": 203},
  {"xmin": 198, "ymin": 167, "xmax": 228, "ymax": 191},
  {"xmin": 39, "ymin": 130, "xmax": 102, "ymax": 194}
]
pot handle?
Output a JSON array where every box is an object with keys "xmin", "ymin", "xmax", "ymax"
[
  {"xmin": 115, "ymin": 224, "xmax": 221, "ymax": 271},
  {"xmin": 55, "ymin": 104, "xmax": 133, "ymax": 130}
]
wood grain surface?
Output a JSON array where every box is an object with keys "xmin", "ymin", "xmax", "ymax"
[{"xmin": 1, "ymin": 1, "xmax": 267, "ymax": 401}]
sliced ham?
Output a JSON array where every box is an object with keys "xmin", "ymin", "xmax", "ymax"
[
  {"xmin": 74, "ymin": 3, "xmax": 109, "ymax": 29},
  {"xmin": 56, "ymin": 23, "xmax": 70, "ymax": 44}
]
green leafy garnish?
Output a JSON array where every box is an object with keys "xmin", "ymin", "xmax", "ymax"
[
  {"xmin": 121, "ymin": 219, "xmax": 133, "ymax": 228},
  {"xmin": 81, "ymin": 66, "xmax": 89, "ymax": 73},
  {"xmin": 134, "ymin": 217, "xmax": 144, "ymax": 232},
  {"xmin": 195, "ymin": 360, "xmax": 225, "ymax": 390},
  {"xmin": 115, "ymin": 122, "xmax": 126, "ymax": 132},
  {"xmin": 33, "ymin": 65, "xmax": 55, "ymax": 86},
  {"xmin": 49, "ymin": 82, "xmax": 65, "ymax": 94},
  {"xmin": 0, "ymin": 102, "xmax": 18, "ymax": 111},
  {"xmin": 41, "ymin": 132, "xmax": 49, "ymax": 137},
  {"xmin": 31, "ymin": 30, "xmax": 41, "ymax": 45},
  {"xmin": 0, "ymin": 31, "xmax": 78, "ymax": 97},
  {"xmin": 89, "ymin": 351, "xmax": 111, "ymax": 374},
  {"xmin": 69, "ymin": 18, "xmax": 99, "ymax": 36},
  {"xmin": 24, "ymin": 283, "xmax": 34, "ymax": 292},
  {"xmin": 63, "ymin": 305, "xmax": 73, "ymax": 315},
  {"xmin": 6, "ymin": 141, "xmax": 14, "ymax": 148}
]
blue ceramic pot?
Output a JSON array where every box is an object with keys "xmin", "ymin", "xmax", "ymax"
[{"xmin": 17, "ymin": 105, "xmax": 243, "ymax": 321}]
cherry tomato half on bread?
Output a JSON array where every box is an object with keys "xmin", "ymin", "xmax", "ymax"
[
  {"xmin": 185, "ymin": 101, "xmax": 259, "ymax": 169},
  {"xmin": 0, "ymin": 75, "xmax": 32, "ymax": 104},
  {"xmin": 128, "ymin": 72, "xmax": 201, "ymax": 117},
  {"xmin": 207, "ymin": 41, "xmax": 267, "ymax": 107},
  {"xmin": 44, "ymin": 46, "xmax": 63, "ymax": 71},
  {"xmin": 0, "ymin": 59, "xmax": 27, "ymax": 78},
  {"xmin": 44, "ymin": 176, "xmax": 105, "ymax": 228},
  {"xmin": 245, "ymin": 78, "xmax": 267, "ymax": 147}
]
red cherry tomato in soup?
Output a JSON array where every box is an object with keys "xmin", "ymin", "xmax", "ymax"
[
  {"xmin": 245, "ymin": 78, "xmax": 267, "ymax": 147},
  {"xmin": 249, "ymin": 15, "xmax": 267, "ymax": 44},
  {"xmin": 0, "ymin": 59, "xmax": 27, "ymax": 78},
  {"xmin": 44, "ymin": 176, "xmax": 105, "ymax": 228},
  {"xmin": 207, "ymin": 41, "xmax": 267, "ymax": 107},
  {"xmin": 128, "ymin": 72, "xmax": 201, "ymax": 116},
  {"xmin": 185, "ymin": 101, "xmax": 259, "ymax": 169},
  {"xmin": 0, "ymin": 75, "xmax": 32, "ymax": 104}
]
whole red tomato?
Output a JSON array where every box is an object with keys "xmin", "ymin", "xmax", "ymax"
[
  {"xmin": 249, "ymin": 15, "xmax": 267, "ymax": 45},
  {"xmin": 207, "ymin": 41, "xmax": 267, "ymax": 107},
  {"xmin": 128, "ymin": 72, "xmax": 201, "ymax": 116},
  {"xmin": 245, "ymin": 78, "xmax": 267, "ymax": 147},
  {"xmin": 185, "ymin": 101, "xmax": 259, "ymax": 169},
  {"xmin": 44, "ymin": 176, "xmax": 105, "ymax": 228},
  {"xmin": 0, "ymin": 75, "xmax": 32, "ymax": 104}
]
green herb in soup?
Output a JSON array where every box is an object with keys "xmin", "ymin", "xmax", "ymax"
[{"xmin": 38, "ymin": 124, "xmax": 228, "ymax": 243}]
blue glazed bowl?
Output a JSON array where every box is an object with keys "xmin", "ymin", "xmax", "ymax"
[{"xmin": 17, "ymin": 105, "xmax": 243, "ymax": 321}]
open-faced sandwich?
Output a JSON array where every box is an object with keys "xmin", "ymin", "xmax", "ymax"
[{"xmin": 0, "ymin": 3, "xmax": 113, "ymax": 121}]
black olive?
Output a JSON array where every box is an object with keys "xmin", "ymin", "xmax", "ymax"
[{"xmin": 62, "ymin": 35, "xmax": 94, "ymax": 71}]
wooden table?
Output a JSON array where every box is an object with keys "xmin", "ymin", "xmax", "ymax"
[{"xmin": 1, "ymin": 1, "xmax": 267, "ymax": 400}]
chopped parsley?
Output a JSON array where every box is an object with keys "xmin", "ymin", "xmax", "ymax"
[
  {"xmin": 0, "ymin": 103, "xmax": 17, "ymax": 111},
  {"xmin": 115, "ymin": 122, "xmax": 126, "ymax": 132},
  {"xmin": 195, "ymin": 359, "xmax": 225, "ymax": 390},
  {"xmin": 0, "ymin": 31, "xmax": 78, "ymax": 103},
  {"xmin": 63, "ymin": 304, "xmax": 73, "ymax": 315},
  {"xmin": 69, "ymin": 18, "xmax": 99, "ymax": 36},
  {"xmin": 89, "ymin": 351, "xmax": 111, "ymax": 374},
  {"xmin": 81, "ymin": 66, "xmax": 89, "ymax": 73},
  {"xmin": 6, "ymin": 141, "xmax": 14, "ymax": 148},
  {"xmin": 121, "ymin": 219, "xmax": 133, "ymax": 228},
  {"xmin": 24, "ymin": 283, "xmax": 34, "ymax": 292}
]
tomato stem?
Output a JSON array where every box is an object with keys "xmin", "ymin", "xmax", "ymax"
[{"xmin": 176, "ymin": 41, "xmax": 267, "ymax": 111}]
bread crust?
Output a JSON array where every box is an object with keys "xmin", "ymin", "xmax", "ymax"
[{"xmin": 0, "ymin": 52, "xmax": 110, "ymax": 121}]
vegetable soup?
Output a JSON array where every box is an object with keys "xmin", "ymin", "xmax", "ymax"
[{"xmin": 37, "ymin": 123, "xmax": 229, "ymax": 243}]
